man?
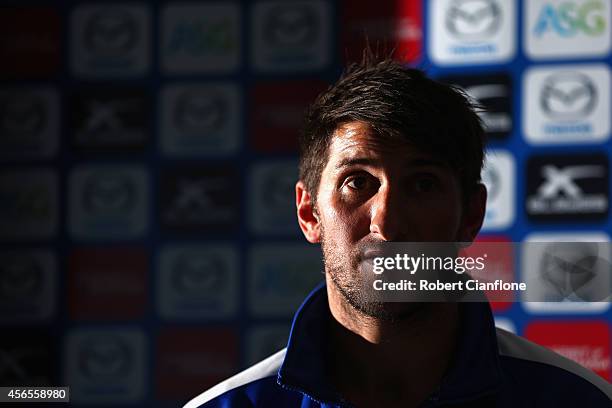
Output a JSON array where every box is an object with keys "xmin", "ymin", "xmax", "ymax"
[{"xmin": 185, "ymin": 56, "xmax": 611, "ymax": 407}]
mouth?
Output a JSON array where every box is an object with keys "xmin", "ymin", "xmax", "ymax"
[{"xmin": 359, "ymin": 248, "xmax": 387, "ymax": 266}]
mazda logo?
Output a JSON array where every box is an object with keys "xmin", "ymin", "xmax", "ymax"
[
  {"xmin": 78, "ymin": 336, "xmax": 132, "ymax": 379},
  {"xmin": 540, "ymin": 72, "xmax": 597, "ymax": 119},
  {"xmin": 482, "ymin": 162, "xmax": 500, "ymax": 201},
  {"xmin": 446, "ymin": 0, "xmax": 501, "ymax": 39},
  {"xmin": 263, "ymin": 5, "xmax": 318, "ymax": 47},
  {"xmin": 173, "ymin": 91, "xmax": 226, "ymax": 133},
  {"xmin": 0, "ymin": 93, "xmax": 46, "ymax": 138},
  {"xmin": 83, "ymin": 174, "xmax": 135, "ymax": 213},
  {"xmin": 0, "ymin": 257, "xmax": 42, "ymax": 299},
  {"xmin": 171, "ymin": 253, "xmax": 227, "ymax": 295},
  {"xmin": 262, "ymin": 170, "xmax": 295, "ymax": 213},
  {"xmin": 84, "ymin": 9, "xmax": 138, "ymax": 54}
]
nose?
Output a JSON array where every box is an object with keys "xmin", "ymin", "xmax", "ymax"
[{"xmin": 369, "ymin": 184, "xmax": 407, "ymax": 241}]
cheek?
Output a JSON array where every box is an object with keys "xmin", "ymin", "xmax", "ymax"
[
  {"xmin": 408, "ymin": 200, "xmax": 463, "ymax": 241},
  {"xmin": 318, "ymin": 193, "xmax": 370, "ymax": 242}
]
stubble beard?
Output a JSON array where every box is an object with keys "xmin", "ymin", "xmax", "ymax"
[{"xmin": 320, "ymin": 224, "xmax": 423, "ymax": 323}]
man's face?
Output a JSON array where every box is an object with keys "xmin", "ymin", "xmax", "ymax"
[{"xmin": 297, "ymin": 121, "xmax": 485, "ymax": 320}]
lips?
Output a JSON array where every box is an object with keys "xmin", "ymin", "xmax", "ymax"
[{"xmin": 360, "ymin": 246, "xmax": 390, "ymax": 266}]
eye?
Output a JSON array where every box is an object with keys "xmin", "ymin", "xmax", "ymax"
[
  {"xmin": 411, "ymin": 174, "xmax": 440, "ymax": 194},
  {"xmin": 341, "ymin": 173, "xmax": 379, "ymax": 197},
  {"xmin": 346, "ymin": 175, "xmax": 370, "ymax": 190}
]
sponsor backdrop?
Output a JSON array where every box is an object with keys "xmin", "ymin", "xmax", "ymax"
[{"xmin": 0, "ymin": 0, "xmax": 610, "ymax": 406}]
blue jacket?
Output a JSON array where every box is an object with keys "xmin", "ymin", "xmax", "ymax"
[{"xmin": 185, "ymin": 283, "xmax": 611, "ymax": 407}]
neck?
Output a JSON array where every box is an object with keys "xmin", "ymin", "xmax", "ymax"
[{"xmin": 326, "ymin": 275, "xmax": 460, "ymax": 407}]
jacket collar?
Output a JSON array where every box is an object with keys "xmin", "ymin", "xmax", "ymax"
[{"xmin": 278, "ymin": 282, "xmax": 503, "ymax": 405}]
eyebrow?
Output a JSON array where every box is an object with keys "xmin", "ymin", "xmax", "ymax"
[{"xmin": 334, "ymin": 157, "xmax": 449, "ymax": 171}]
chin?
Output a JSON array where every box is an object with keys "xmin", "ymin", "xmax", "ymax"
[{"xmin": 352, "ymin": 300, "xmax": 428, "ymax": 323}]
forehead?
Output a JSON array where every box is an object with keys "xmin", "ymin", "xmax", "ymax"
[{"xmin": 325, "ymin": 121, "xmax": 446, "ymax": 168}]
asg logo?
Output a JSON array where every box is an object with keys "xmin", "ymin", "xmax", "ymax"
[
  {"xmin": 540, "ymin": 72, "xmax": 596, "ymax": 119},
  {"xmin": 526, "ymin": 0, "xmax": 611, "ymax": 59},
  {"xmin": 0, "ymin": 88, "xmax": 59, "ymax": 158},
  {"xmin": 161, "ymin": 4, "xmax": 240, "ymax": 74},
  {"xmin": 69, "ymin": 165, "xmax": 148, "ymax": 239},
  {"xmin": 446, "ymin": 0, "xmax": 501, "ymax": 39},
  {"xmin": 161, "ymin": 84, "xmax": 240, "ymax": 157},
  {"xmin": 523, "ymin": 64, "xmax": 610, "ymax": 144},
  {"xmin": 481, "ymin": 150, "xmax": 515, "ymax": 230},
  {"xmin": 159, "ymin": 167, "xmax": 239, "ymax": 233},
  {"xmin": 66, "ymin": 329, "xmax": 146, "ymax": 403},
  {"xmin": 0, "ymin": 169, "xmax": 58, "ymax": 240},
  {"xmin": 249, "ymin": 161, "xmax": 300, "ymax": 235},
  {"xmin": 533, "ymin": 1, "xmax": 606, "ymax": 37},
  {"xmin": 158, "ymin": 245, "xmax": 238, "ymax": 319},
  {"xmin": 71, "ymin": 5, "xmax": 150, "ymax": 77},
  {"xmin": 248, "ymin": 244, "xmax": 323, "ymax": 317},
  {"xmin": 252, "ymin": 1, "xmax": 330, "ymax": 72},
  {"xmin": 526, "ymin": 154, "xmax": 609, "ymax": 221},
  {"xmin": 429, "ymin": 0, "xmax": 516, "ymax": 65}
]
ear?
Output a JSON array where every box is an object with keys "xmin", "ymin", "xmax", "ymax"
[
  {"xmin": 296, "ymin": 180, "xmax": 321, "ymax": 243},
  {"xmin": 458, "ymin": 183, "xmax": 487, "ymax": 243}
]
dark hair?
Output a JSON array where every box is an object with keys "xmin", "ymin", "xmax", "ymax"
[{"xmin": 298, "ymin": 55, "xmax": 485, "ymax": 207}]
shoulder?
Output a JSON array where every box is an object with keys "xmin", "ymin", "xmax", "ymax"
[
  {"xmin": 183, "ymin": 349, "xmax": 287, "ymax": 408},
  {"xmin": 495, "ymin": 328, "xmax": 611, "ymax": 403}
]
